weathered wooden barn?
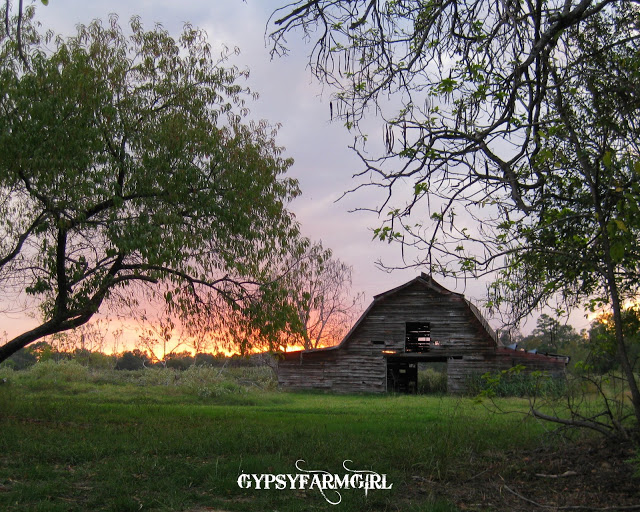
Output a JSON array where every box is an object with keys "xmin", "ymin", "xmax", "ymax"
[{"xmin": 278, "ymin": 274, "xmax": 568, "ymax": 394}]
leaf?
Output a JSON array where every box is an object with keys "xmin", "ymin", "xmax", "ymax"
[
  {"xmin": 610, "ymin": 243, "xmax": 625, "ymax": 262},
  {"xmin": 614, "ymin": 219, "xmax": 628, "ymax": 232}
]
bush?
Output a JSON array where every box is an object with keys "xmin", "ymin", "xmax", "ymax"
[
  {"xmin": 135, "ymin": 367, "xmax": 180, "ymax": 386},
  {"xmin": 28, "ymin": 359, "xmax": 90, "ymax": 383},
  {"xmin": 0, "ymin": 356, "xmax": 278, "ymax": 398},
  {"xmin": 0, "ymin": 365, "xmax": 15, "ymax": 382},
  {"xmin": 469, "ymin": 369, "xmax": 567, "ymax": 398},
  {"xmin": 418, "ymin": 368, "xmax": 448, "ymax": 393}
]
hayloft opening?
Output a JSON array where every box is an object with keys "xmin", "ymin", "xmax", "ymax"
[{"xmin": 405, "ymin": 322, "xmax": 431, "ymax": 352}]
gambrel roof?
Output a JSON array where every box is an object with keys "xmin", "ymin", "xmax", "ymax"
[{"xmin": 284, "ymin": 273, "xmax": 497, "ymax": 358}]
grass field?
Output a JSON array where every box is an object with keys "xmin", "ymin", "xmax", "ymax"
[{"xmin": 0, "ymin": 361, "xmax": 556, "ymax": 511}]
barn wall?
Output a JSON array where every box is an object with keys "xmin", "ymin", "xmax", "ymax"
[
  {"xmin": 278, "ymin": 359, "xmax": 332, "ymax": 390},
  {"xmin": 277, "ymin": 352, "xmax": 338, "ymax": 391}
]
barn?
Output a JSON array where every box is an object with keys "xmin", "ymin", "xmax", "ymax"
[{"xmin": 278, "ymin": 274, "xmax": 568, "ymax": 394}]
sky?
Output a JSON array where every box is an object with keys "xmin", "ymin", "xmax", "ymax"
[{"xmin": 1, "ymin": 0, "xmax": 593, "ymax": 347}]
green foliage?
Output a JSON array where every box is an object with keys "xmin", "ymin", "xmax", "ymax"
[
  {"xmin": 490, "ymin": 8, "xmax": 640, "ymax": 323},
  {"xmin": 0, "ymin": 13, "xmax": 305, "ymax": 360},
  {"xmin": 473, "ymin": 366, "xmax": 567, "ymax": 399},
  {"xmin": 583, "ymin": 306, "xmax": 640, "ymax": 375},
  {"xmin": 27, "ymin": 359, "xmax": 89, "ymax": 383},
  {"xmin": 1, "ymin": 359, "xmax": 278, "ymax": 404},
  {"xmin": 417, "ymin": 367, "xmax": 447, "ymax": 393}
]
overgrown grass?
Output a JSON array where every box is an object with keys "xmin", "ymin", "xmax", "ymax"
[
  {"xmin": 0, "ymin": 361, "xmax": 554, "ymax": 511},
  {"xmin": 418, "ymin": 368, "xmax": 448, "ymax": 394},
  {"xmin": 466, "ymin": 370, "xmax": 568, "ymax": 398}
]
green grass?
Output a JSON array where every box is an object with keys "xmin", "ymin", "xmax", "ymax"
[{"xmin": 0, "ymin": 362, "xmax": 551, "ymax": 511}]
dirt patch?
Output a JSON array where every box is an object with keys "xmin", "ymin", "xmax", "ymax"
[{"xmin": 410, "ymin": 439, "xmax": 640, "ymax": 511}]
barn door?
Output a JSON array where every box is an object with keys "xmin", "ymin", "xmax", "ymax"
[{"xmin": 386, "ymin": 361, "xmax": 418, "ymax": 393}]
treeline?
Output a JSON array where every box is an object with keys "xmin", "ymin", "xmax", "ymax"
[
  {"xmin": 4, "ymin": 307, "xmax": 638, "ymax": 376},
  {"xmin": 0, "ymin": 342, "xmax": 268, "ymax": 372}
]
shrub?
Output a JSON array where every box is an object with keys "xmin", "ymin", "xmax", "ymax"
[
  {"xmin": 470, "ymin": 368, "xmax": 567, "ymax": 398},
  {"xmin": 418, "ymin": 368, "xmax": 448, "ymax": 393},
  {"xmin": 28, "ymin": 359, "xmax": 90, "ymax": 383},
  {"xmin": 0, "ymin": 365, "xmax": 15, "ymax": 382},
  {"xmin": 135, "ymin": 367, "xmax": 180, "ymax": 386}
]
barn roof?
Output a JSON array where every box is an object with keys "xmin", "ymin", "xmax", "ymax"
[{"xmin": 284, "ymin": 273, "xmax": 497, "ymax": 357}]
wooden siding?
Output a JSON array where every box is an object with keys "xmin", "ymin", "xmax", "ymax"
[{"xmin": 278, "ymin": 275, "xmax": 567, "ymax": 394}]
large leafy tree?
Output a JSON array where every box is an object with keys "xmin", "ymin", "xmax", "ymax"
[
  {"xmin": 490, "ymin": 7, "xmax": 640, "ymax": 432},
  {"xmin": 0, "ymin": 11, "xmax": 303, "ymax": 362},
  {"xmin": 270, "ymin": 1, "xmax": 640, "ymax": 435}
]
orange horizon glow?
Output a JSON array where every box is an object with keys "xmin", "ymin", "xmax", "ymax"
[
  {"xmin": 39, "ymin": 318, "xmax": 339, "ymax": 360},
  {"xmin": 586, "ymin": 298, "xmax": 640, "ymax": 324},
  {"xmin": 72, "ymin": 340, "xmax": 329, "ymax": 360}
]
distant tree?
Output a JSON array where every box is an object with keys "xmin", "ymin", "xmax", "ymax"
[
  {"xmin": 193, "ymin": 352, "xmax": 220, "ymax": 367},
  {"xmin": 284, "ymin": 242, "xmax": 362, "ymax": 349},
  {"xmin": 115, "ymin": 349, "xmax": 149, "ymax": 371},
  {"xmin": 164, "ymin": 351, "xmax": 195, "ymax": 370},
  {"xmin": 521, "ymin": 314, "xmax": 582, "ymax": 354},
  {"xmin": 0, "ymin": 13, "xmax": 302, "ymax": 362},
  {"xmin": 29, "ymin": 340, "xmax": 53, "ymax": 361},
  {"xmin": 86, "ymin": 350, "xmax": 116, "ymax": 370}
]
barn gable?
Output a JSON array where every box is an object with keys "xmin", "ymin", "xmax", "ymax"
[{"xmin": 278, "ymin": 274, "xmax": 567, "ymax": 394}]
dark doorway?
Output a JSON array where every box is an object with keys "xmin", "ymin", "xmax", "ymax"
[{"xmin": 386, "ymin": 361, "xmax": 418, "ymax": 393}]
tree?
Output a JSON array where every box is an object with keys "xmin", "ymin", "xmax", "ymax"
[
  {"xmin": 270, "ymin": 1, "xmax": 640, "ymax": 435},
  {"xmin": 0, "ymin": 13, "xmax": 303, "ymax": 362},
  {"xmin": 284, "ymin": 242, "xmax": 362, "ymax": 349},
  {"xmin": 521, "ymin": 314, "xmax": 581, "ymax": 354},
  {"xmin": 2, "ymin": 1, "xmax": 49, "ymax": 69},
  {"xmin": 487, "ymin": 7, "xmax": 640, "ymax": 433},
  {"xmin": 587, "ymin": 305, "xmax": 640, "ymax": 374},
  {"xmin": 114, "ymin": 349, "xmax": 150, "ymax": 371}
]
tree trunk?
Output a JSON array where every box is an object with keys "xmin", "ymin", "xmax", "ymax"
[
  {"xmin": 0, "ymin": 314, "xmax": 94, "ymax": 363},
  {"xmin": 604, "ymin": 256, "xmax": 640, "ymax": 431}
]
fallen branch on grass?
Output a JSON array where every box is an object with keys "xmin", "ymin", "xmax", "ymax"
[{"xmin": 534, "ymin": 470, "xmax": 578, "ymax": 478}]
